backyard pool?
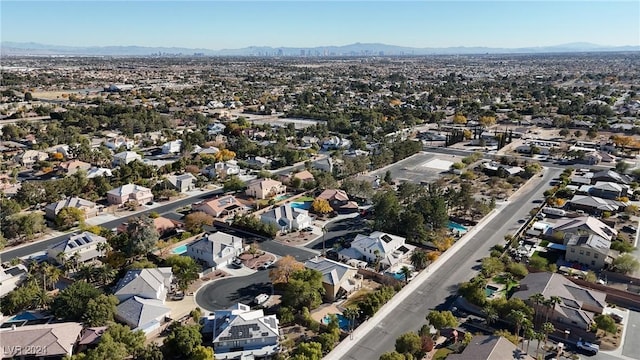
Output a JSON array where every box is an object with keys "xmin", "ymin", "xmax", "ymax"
[
  {"xmin": 274, "ymin": 194, "xmax": 293, "ymax": 202},
  {"xmin": 448, "ymin": 221, "xmax": 468, "ymax": 233},
  {"xmin": 485, "ymin": 284, "xmax": 499, "ymax": 297},
  {"xmin": 290, "ymin": 201, "xmax": 312, "ymax": 210},
  {"xmin": 10, "ymin": 312, "xmax": 39, "ymax": 322},
  {"xmin": 385, "ymin": 271, "xmax": 408, "ymax": 281},
  {"xmin": 172, "ymin": 244, "xmax": 187, "ymax": 255},
  {"xmin": 322, "ymin": 314, "xmax": 350, "ymax": 331}
]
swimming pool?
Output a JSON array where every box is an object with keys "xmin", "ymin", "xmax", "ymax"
[
  {"xmin": 448, "ymin": 221, "xmax": 468, "ymax": 232},
  {"xmin": 323, "ymin": 314, "xmax": 350, "ymax": 331},
  {"xmin": 485, "ymin": 284, "xmax": 499, "ymax": 297},
  {"xmin": 10, "ymin": 312, "xmax": 39, "ymax": 322},
  {"xmin": 172, "ymin": 244, "xmax": 187, "ymax": 255},
  {"xmin": 274, "ymin": 194, "xmax": 292, "ymax": 202},
  {"xmin": 290, "ymin": 201, "xmax": 312, "ymax": 210},
  {"xmin": 385, "ymin": 271, "xmax": 408, "ymax": 281}
]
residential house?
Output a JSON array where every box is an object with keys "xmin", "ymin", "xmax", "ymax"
[
  {"xmin": 162, "ymin": 140, "xmax": 182, "ymax": 154},
  {"xmin": 195, "ymin": 146, "xmax": 220, "ymax": 156},
  {"xmin": 58, "ymin": 159, "xmax": 91, "ymax": 175},
  {"xmin": 591, "ymin": 170, "xmax": 632, "ymax": 185},
  {"xmin": 207, "ymin": 123, "xmax": 226, "ymax": 135},
  {"xmin": 0, "ymin": 322, "xmax": 84, "ymax": 358},
  {"xmin": 589, "ymin": 181, "xmax": 628, "ymax": 200},
  {"xmin": 281, "ymin": 170, "xmax": 315, "ymax": 185},
  {"xmin": 565, "ymin": 234, "xmax": 617, "ymax": 270},
  {"xmin": 186, "ymin": 231, "xmax": 244, "ymax": 268},
  {"xmin": 304, "ymin": 257, "xmax": 362, "ymax": 301},
  {"xmin": 166, "ymin": 173, "xmax": 197, "ymax": 192},
  {"xmin": 203, "ymin": 160, "xmax": 240, "ymax": 178},
  {"xmin": 482, "ymin": 161, "xmax": 524, "ymax": 177},
  {"xmin": 512, "ymin": 272, "xmax": 606, "ymax": 332},
  {"xmin": 113, "ymin": 267, "xmax": 173, "ymax": 302},
  {"xmin": 261, "ymin": 204, "xmax": 312, "ymax": 232},
  {"xmin": 86, "ymin": 167, "xmax": 113, "ymax": 179},
  {"xmin": 566, "ymin": 195, "xmax": 627, "ymax": 215},
  {"xmin": 193, "ymin": 195, "xmax": 247, "ymax": 218},
  {"xmin": 44, "ymin": 196, "xmax": 100, "ymax": 221},
  {"xmin": 203, "ymin": 303, "xmax": 280, "ymax": 360},
  {"xmin": 339, "ymin": 231, "xmax": 414, "ymax": 269},
  {"xmin": 107, "ymin": 184, "xmax": 153, "ymax": 206},
  {"xmin": 317, "ymin": 189, "xmax": 359, "ymax": 213},
  {"xmin": 552, "ymin": 216, "xmax": 617, "ymax": 242},
  {"xmin": 47, "ymin": 231, "xmax": 108, "ymax": 265},
  {"xmin": 0, "ymin": 264, "xmax": 28, "ymax": 297},
  {"xmin": 448, "ymin": 335, "xmax": 534, "ymax": 360},
  {"xmin": 104, "ymin": 136, "xmax": 134, "ymax": 150},
  {"xmin": 77, "ymin": 326, "xmax": 107, "ymax": 352},
  {"xmin": 245, "ymin": 178, "xmax": 286, "ymax": 200},
  {"xmin": 246, "ymin": 156, "xmax": 272, "ymax": 168},
  {"xmin": 116, "ymin": 296, "xmax": 171, "ymax": 333},
  {"xmin": 113, "ymin": 151, "xmax": 142, "ymax": 166},
  {"xmin": 15, "ymin": 150, "xmax": 48, "ymax": 166},
  {"xmin": 154, "ymin": 216, "xmax": 181, "ymax": 236},
  {"xmin": 46, "ymin": 144, "xmax": 72, "ymax": 159},
  {"xmin": 311, "ymin": 157, "xmax": 334, "ymax": 173},
  {"xmin": 322, "ymin": 136, "xmax": 352, "ymax": 150}
]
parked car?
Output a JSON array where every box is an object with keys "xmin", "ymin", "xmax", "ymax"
[
  {"xmin": 576, "ymin": 340, "xmax": 599, "ymax": 354},
  {"xmin": 254, "ymin": 293, "xmax": 269, "ymax": 305},
  {"xmin": 259, "ymin": 260, "xmax": 274, "ymax": 270},
  {"xmin": 302, "ymin": 227, "xmax": 313, "ymax": 232},
  {"xmin": 171, "ymin": 292, "xmax": 185, "ymax": 301},
  {"xmin": 623, "ymin": 225, "xmax": 637, "ymax": 233},
  {"xmin": 231, "ymin": 258, "xmax": 244, "ymax": 268}
]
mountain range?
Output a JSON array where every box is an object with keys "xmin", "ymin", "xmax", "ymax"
[{"xmin": 2, "ymin": 41, "xmax": 639, "ymax": 57}]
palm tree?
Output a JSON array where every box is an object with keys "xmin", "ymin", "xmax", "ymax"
[
  {"xmin": 410, "ymin": 250, "xmax": 429, "ymax": 270},
  {"xmin": 373, "ymin": 249, "xmax": 382, "ymax": 272},
  {"xmin": 400, "ymin": 266, "xmax": 411, "ymax": 284},
  {"xmin": 96, "ymin": 242, "xmax": 112, "ymax": 257},
  {"xmin": 534, "ymin": 331, "xmax": 545, "ymax": 359},
  {"xmin": 542, "ymin": 322, "xmax": 555, "ymax": 348},
  {"xmin": 524, "ymin": 327, "xmax": 535, "ymax": 353},
  {"xmin": 96, "ymin": 265, "xmax": 117, "ymax": 286},
  {"xmin": 520, "ymin": 318, "xmax": 532, "ymax": 351},
  {"xmin": 483, "ymin": 305, "xmax": 498, "ymax": 327},
  {"xmin": 76, "ymin": 264, "xmax": 95, "ymax": 283},
  {"xmin": 529, "ymin": 293, "xmax": 545, "ymax": 328},
  {"xmin": 343, "ymin": 306, "xmax": 360, "ymax": 335},
  {"xmin": 46, "ymin": 265, "xmax": 62, "ymax": 290},
  {"xmin": 33, "ymin": 289, "xmax": 52, "ymax": 310},
  {"xmin": 544, "ymin": 296, "xmax": 562, "ymax": 323},
  {"xmin": 508, "ymin": 310, "xmax": 526, "ymax": 345}
]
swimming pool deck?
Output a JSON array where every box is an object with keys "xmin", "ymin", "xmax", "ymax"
[{"xmin": 311, "ymin": 303, "xmax": 343, "ymax": 323}]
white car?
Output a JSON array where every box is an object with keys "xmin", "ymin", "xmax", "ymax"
[
  {"xmin": 576, "ymin": 340, "xmax": 599, "ymax": 354},
  {"xmin": 254, "ymin": 293, "xmax": 269, "ymax": 305}
]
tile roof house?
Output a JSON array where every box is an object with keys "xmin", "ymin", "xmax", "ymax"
[
  {"xmin": 77, "ymin": 326, "xmax": 107, "ymax": 351},
  {"xmin": 193, "ymin": 195, "xmax": 247, "ymax": 218},
  {"xmin": 245, "ymin": 178, "xmax": 286, "ymax": 200},
  {"xmin": 260, "ymin": 204, "xmax": 312, "ymax": 232},
  {"xmin": 448, "ymin": 335, "xmax": 534, "ymax": 360},
  {"xmin": 339, "ymin": 231, "xmax": 414, "ymax": 269},
  {"xmin": 589, "ymin": 181, "xmax": 629, "ymax": 200},
  {"xmin": 47, "ymin": 231, "xmax": 108, "ymax": 265},
  {"xmin": 512, "ymin": 272, "xmax": 606, "ymax": 331},
  {"xmin": 166, "ymin": 173, "xmax": 197, "ymax": 193},
  {"xmin": 186, "ymin": 231, "xmax": 244, "ymax": 269},
  {"xmin": 113, "ymin": 267, "xmax": 173, "ymax": 302},
  {"xmin": 15, "ymin": 150, "xmax": 49, "ymax": 166},
  {"xmin": 44, "ymin": 196, "xmax": 100, "ymax": 221},
  {"xmin": 58, "ymin": 159, "xmax": 91, "ymax": 175},
  {"xmin": 0, "ymin": 322, "xmax": 83, "ymax": 358},
  {"xmin": 0, "ymin": 264, "xmax": 28, "ymax": 297},
  {"xmin": 106, "ymin": 183, "xmax": 153, "ymax": 206},
  {"xmin": 86, "ymin": 167, "xmax": 113, "ymax": 179},
  {"xmin": 203, "ymin": 303, "xmax": 280, "ymax": 360},
  {"xmin": 567, "ymin": 195, "xmax": 627, "ymax": 215},
  {"xmin": 304, "ymin": 257, "xmax": 362, "ymax": 301},
  {"xmin": 552, "ymin": 216, "xmax": 617, "ymax": 242},
  {"xmin": 112, "ymin": 151, "xmax": 142, "ymax": 166},
  {"xmin": 317, "ymin": 189, "xmax": 359, "ymax": 213},
  {"xmin": 565, "ymin": 234, "xmax": 617, "ymax": 270},
  {"xmin": 115, "ymin": 296, "xmax": 171, "ymax": 332}
]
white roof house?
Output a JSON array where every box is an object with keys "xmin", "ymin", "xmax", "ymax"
[
  {"xmin": 113, "ymin": 151, "xmax": 142, "ymax": 166},
  {"xmin": 186, "ymin": 231, "xmax": 244, "ymax": 269},
  {"xmin": 0, "ymin": 264, "xmax": 28, "ymax": 297},
  {"xmin": 166, "ymin": 173, "xmax": 197, "ymax": 192},
  {"xmin": 552, "ymin": 216, "xmax": 617, "ymax": 242},
  {"xmin": 260, "ymin": 204, "xmax": 311, "ymax": 232},
  {"xmin": 204, "ymin": 303, "xmax": 280, "ymax": 360},
  {"xmin": 115, "ymin": 296, "xmax": 171, "ymax": 332},
  {"xmin": 86, "ymin": 167, "xmax": 113, "ymax": 178},
  {"xmin": 162, "ymin": 140, "xmax": 182, "ymax": 154},
  {"xmin": 46, "ymin": 232, "xmax": 108, "ymax": 265},
  {"xmin": 340, "ymin": 231, "xmax": 414, "ymax": 268},
  {"xmin": 113, "ymin": 267, "xmax": 173, "ymax": 302}
]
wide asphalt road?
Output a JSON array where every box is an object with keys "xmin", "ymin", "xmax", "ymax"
[
  {"xmin": 0, "ymin": 189, "xmax": 223, "ymax": 261},
  {"xmin": 332, "ymin": 167, "xmax": 562, "ymax": 360}
]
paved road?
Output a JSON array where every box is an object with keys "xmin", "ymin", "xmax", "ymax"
[
  {"xmin": 0, "ymin": 189, "xmax": 223, "ymax": 261},
  {"xmin": 195, "ymin": 270, "xmax": 272, "ymax": 311},
  {"xmin": 331, "ymin": 167, "xmax": 562, "ymax": 360}
]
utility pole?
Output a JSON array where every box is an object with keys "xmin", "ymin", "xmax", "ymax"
[{"xmin": 322, "ymin": 225, "xmax": 327, "ymax": 256}]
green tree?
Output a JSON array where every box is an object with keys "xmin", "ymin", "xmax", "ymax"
[
  {"xmin": 508, "ymin": 309, "xmax": 526, "ymax": 344},
  {"xmin": 163, "ymin": 323, "xmax": 204, "ymax": 359},
  {"xmin": 51, "ymin": 281, "xmax": 102, "ymax": 321},
  {"xmin": 82, "ymin": 294, "xmax": 119, "ymax": 326},
  {"xmin": 190, "ymin": 345, "xmax": 215, "ymax": 360},
  {"xmin": 481, "ymin": 257, "xmax": 505, "ymax": 277},
  {"xmin": 410, "ymin": 250, "xmax": 429, "ymax": 270},
  {"xmin": 613, "ymin": 254, "xmax": 640, "ymax": 274},
  {"xmin": 379, "ymin": 351, "xmax": 406, "ymax": 360},
  {"xmin": 55, "ymin": 207, "xmax": 86, "ymax": 229},
  {"xmin": 282, "ymin": 268, "xmax": 325, "ymax": 310},
  {"xmin": 395, "ymin": 332, "xmax": 421, "ymax": 357},
  {"xmin": 426, "ymin": 310, "xmax": 458, "ymax": 336},
  {"xmin": 137, "ymin": 344, "xmax": 165, "ymax": 360},
  {"xmin": 542, "ymin": 322, "xmax": 555, "ymax": 347},
  {"xmin": 311, "ymin": 198, "xmax": 333, "ymax": 215},
  {"xmin": 384, "ymin": 170, "xmax": 393, "ymax": 184},
  {"xmin": 184, "ymin": 211, "xmax": 214, "ymax": 233},
  {"xmin": 292, "ymin": 342, "xmax": 323, "ymax": 360},
  {"xmin": 124, "ymin": 216, "xmax": 159, "ymax": 258},
  {"xmin": 223, "ymin": 176, "xmax": 246, "ymax": 192},
  {"xmin": 372, "ymin": 190, "xmax": 401, "ymax": 233},
  {"xmin": 594, "ymin": 314, "xmax": 617, "ymax": 334},
  {"xmin": 165, "ymin": 255, "xmax": 202, "ymax": 291}
]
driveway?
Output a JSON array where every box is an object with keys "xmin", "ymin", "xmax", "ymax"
[
  {"xmin": 305, "ymin": 215, "xmax": 371, "ymax": 252},
  {"xmin": 195, "ymin": 270, "xmax": 271, "ymax": 312}
]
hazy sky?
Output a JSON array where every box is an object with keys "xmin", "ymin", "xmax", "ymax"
[{"xmin": 2, "ymin": 1, "xmax": 639, "ymax": 49}]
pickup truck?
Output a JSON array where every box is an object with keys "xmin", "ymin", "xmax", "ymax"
[{"xmin": 576, "ymin": 340, "xmax": 599, "ymax": 354}]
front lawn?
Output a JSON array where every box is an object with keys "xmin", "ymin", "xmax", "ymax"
[{"xmin": 433, "ymin": 348, "xmax": 453, "ymax": 360}]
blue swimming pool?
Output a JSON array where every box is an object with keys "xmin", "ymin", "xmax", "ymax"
[
  {"xmin": 323, "ymin": 314, "xmax": 350, "ymax": 331},
  {"xmin": 448, "ymin": 221, "xmax": 468, "ymax": 232},
  {"xmin": 290, "ymin": 201, "xmax": 312, "ymax": 210},
  {"xmin": 10, "ymin": 312, "xmax": 39, "ymax": 321},
  {"xmin": 172, "ymin": 244, "xmax": 187, "ymax": 255}
]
